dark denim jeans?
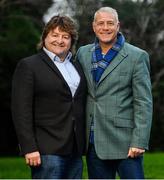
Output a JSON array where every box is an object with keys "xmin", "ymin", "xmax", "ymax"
[
  {"xmin": 86, "ymin": 144, "xmax": 144, "ymax": 179},
  {"xmin": 31, "ymin": 154, "xmax": 83, "ymax": 179}
]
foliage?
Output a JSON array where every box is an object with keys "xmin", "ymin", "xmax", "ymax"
[
  {"xmin": 0, "ymin": 0, "xmax": 53, "ymax": 155},
  {"xmin": 70, "ymin": 0, "xmax": 103, "ymax": 47}
]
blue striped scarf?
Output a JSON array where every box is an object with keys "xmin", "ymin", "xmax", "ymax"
[{"xmin": 91, "ymin": 32, "xmax": 125, "ymax": 84}]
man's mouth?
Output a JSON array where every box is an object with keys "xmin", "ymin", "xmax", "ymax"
[
  {"xmin": 52, "ymin": 42, "xmax": 64, "ymax": 47},
  {"xmin": 100, "ymin": 32, "xmax": 111, "ymax": 35}
]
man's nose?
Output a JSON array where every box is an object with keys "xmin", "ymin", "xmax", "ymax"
[
  {"xmin": 103, "ymin": 23, "xmax": 109, "ymax": 30},
  {"xmin": 57, "ymin": 36, "xmax": 64, "ymax": 44}
]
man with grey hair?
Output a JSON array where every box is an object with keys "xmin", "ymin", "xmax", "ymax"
[{"xmin": 76, "ymin": 6, "xmax": 152, "ymax": 179}]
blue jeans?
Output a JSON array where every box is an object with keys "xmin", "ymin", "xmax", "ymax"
[
  {"xmin": 87, "ymin": 144, "xmax": 144, "ymax": 179},
  {"xmin": 31, "ymin": 154, "xmax": 83, "ymax": 179}
]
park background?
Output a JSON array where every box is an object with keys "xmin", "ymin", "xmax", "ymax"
[{"xmin": 0, "ymin": 0, "xmax": 164, "ymax": 178}]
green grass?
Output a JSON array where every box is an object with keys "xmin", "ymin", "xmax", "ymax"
[
  {"xmin": 144, "ymin": 153, "xmax": 164, "ymax": 179},
  {"xmin": 0, "ymin": 153, "xmax": 164, "ymax": 179},
  {"xmin": 0, "ymin": 157, "xmax": 31, "ymax": 179}
]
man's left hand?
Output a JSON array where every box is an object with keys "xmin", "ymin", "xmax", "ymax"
[{"xmin": 127, "ymin": 147, "xmax": 145, "ymax": 158}]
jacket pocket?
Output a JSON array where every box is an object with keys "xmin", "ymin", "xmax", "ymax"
[{"xmin": 114, "ymin": 118, "xmax": 134, "ymax": 128}]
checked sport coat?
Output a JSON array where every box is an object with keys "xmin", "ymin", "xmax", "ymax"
[{"xmin": 76, "ymin": 42, "xmax": 152, "ymax": 159}]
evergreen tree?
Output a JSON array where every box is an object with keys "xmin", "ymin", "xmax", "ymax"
[{"xmin": 0, "ymin": 0, "xmax": 53, "ymax": 155}]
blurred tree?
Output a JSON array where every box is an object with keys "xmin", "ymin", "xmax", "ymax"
[
  {"xmin": 67, "ymin": 0, "xmax": 103, "ymax": 47},
  {"xmin": 0, "ymin": 0, "xmax": 53, "ymax": 155}
]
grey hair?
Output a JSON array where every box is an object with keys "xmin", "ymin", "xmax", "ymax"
[{"xmin": 93, "ymin": 7, "xmax": 119, "ymax": 23}]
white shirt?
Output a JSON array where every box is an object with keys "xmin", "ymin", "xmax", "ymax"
[{"xmin": 43, "ymin": 47, "xmax": 80, "ymax": 97}]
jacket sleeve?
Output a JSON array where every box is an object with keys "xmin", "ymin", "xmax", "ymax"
[
  {"xmin": 11, "ymin": 59, "xmax": 38, "ymax": 155},
  {"xmin": 131, "ymin": 51, "xmax": 153, "ymax": 150}
]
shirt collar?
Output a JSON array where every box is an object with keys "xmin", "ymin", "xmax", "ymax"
[{"xmin": 43, "ymin": 47, "xmax": 72, "ymax": 63}]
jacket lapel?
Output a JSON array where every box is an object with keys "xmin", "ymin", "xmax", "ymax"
[
  {"xmin": 97, "ymin": 47, "xmax": 128, "ymax": 85},
  {"xmin": 80, "ymin": 45, "xmax": 100, "ymax": 95},
  {"xmin": 38, "ymin": 50, "xmax": 72, "ymax": 93},
  {"xmin": 86, "ymin": 53, "xmax": 94, "ymax": 89}
]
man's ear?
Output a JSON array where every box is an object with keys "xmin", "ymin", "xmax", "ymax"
[{"xmin": 117, "ymin": 22, "xmax": 120, "ymax": 32}]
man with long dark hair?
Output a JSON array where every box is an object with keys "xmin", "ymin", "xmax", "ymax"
[{"xmin": 12, "ymin": 15, "xmax": 87, "ymax": 179}]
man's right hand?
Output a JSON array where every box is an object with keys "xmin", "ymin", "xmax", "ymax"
[{"xmin": 25, "ymin": 151, "xmax": 41, "ymax": 166}]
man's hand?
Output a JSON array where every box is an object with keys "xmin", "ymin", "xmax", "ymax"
[
  {"xmin": 127, "ymin": 147, "xmax": 145, "ymax": 158},
  {"xmin": 25, "ymin": 151, "xmax": 41, "ymax": 166}
]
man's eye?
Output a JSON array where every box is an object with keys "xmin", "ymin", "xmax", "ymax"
[
  {"xmin": 52, "ymin": 34, "xmax": 58, "ymax": 37},
  {"xmin": 63, "ymin": 36, "xmax": 70, "ymax": 39},
  {"xmin": 108, "ymin": 22, "xmax": 114, "ymax": 26},
  {"xmin": 97, "ymin": 22, "xmax": 104, "ymax": 26}
]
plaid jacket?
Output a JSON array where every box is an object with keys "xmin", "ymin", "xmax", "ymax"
[{"xmin": 76, "ymin": 42, "xmax": 152, "ymax": 159}]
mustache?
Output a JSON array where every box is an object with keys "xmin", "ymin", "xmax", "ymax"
[{"xmin": 52, "ymin": 42, "xmax": 65, "ymax": 47}]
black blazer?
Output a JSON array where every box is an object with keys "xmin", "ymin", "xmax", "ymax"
[{"xmin": 12, "ymin": 50, "xmax": 87, "ymax": 156}]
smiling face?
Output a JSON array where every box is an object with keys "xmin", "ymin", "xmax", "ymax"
[
  {"xmin": 44, "ymin": 26, "xmax": 71, "ymax": 61},
  {"xmin": 37, "ymin": 15, "xmax": 78, "ymax": 58},
  {"xmin": 93, "ymin": 11, "xmax": 120, "ymax": 49}
]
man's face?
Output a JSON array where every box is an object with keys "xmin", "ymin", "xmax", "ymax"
[
  {"xmin": 44, "ymin": 26, "xmax": 71, "ymax": 61},
  {"xmin": 93, "ymin": 11, "xmax": 120, "ymax": 47}
]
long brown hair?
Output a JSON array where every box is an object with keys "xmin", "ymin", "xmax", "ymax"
[{"xmin": 37, "ymin": 15, "xmax": 78, "ymax": 52}]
